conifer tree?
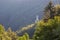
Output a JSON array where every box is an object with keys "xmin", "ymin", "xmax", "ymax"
[
  {"xmin": 44, "ymin": 1, "xmax": 56, "ymax": 22},
  {"xmin": 7, "ymin": 27, "xmax": 17, "ymax": 40}
]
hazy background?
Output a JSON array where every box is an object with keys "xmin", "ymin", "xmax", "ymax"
[{"xmin": 0, "ymin": 0, "xmax": 59, "ymax": 31}]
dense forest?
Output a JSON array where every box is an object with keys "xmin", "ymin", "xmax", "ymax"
[{"xmin": 0, "ymin": 1, "xmax": 60, "ymax": 40}]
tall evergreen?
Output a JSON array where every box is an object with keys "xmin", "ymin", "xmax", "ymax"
[{"xmin": 44, "ymin": 1, "xmax": 56, "ymax": 22}]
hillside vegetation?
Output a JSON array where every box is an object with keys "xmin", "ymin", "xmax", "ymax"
[{"xmin": 0, "ymin": 1, "xmax": 60, "ymax": 40}]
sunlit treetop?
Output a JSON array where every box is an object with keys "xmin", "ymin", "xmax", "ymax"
[
  {"xmin": 0, "ymin": 24, "xmax": 5, "ymax": 32},
  {"xmin": 54, "ymin": 16, "xmax": 60, "ymax": 23},
  {"xmin": 54, "ymin": 5, "xmax": 60, "ymax": 9},
  {"xmin": 37, "ymin": 19, "xmax": 55, "ymax": 27}
]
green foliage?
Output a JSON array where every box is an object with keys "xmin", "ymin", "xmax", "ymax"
[
  {"xmin": 0, "ymin": 24, "xmax": 30, "ymax": 40},
  {"xmin": 17, "ymin": 33, "xmax": 29, "ymax": 40},
  {"xmin": 0, "ymin": 25, "xmax": 12, "ymax": 40},
  {"xmin": 0, "ymin": 24, "xmax": 5, "ymax": 34},
  {"xmin": 17, "ymin": 37, "xmax": 23, "ymax": 40},
  {"xmin": 7, "ymin": 27, "xmax": 17, "ymax": 40},
  {"xmin": 0, "ymin": 23, "xmax": 30, "ymax": 40},
  {"xmin": 33, "ymin": 2, "xmax": 60, "ymax": 40},
  {"xmin": 24, "ymin": 33, "xmax": 29, "ymax": 40},
  {"xmin": 33, "ymin": 16, "xmax": 60, "ymax": 40}
]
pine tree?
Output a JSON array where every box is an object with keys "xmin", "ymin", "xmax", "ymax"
[
  {"xmin": 7, "ymin": 27, "xmax": 17, "ymax": 40},
  {"xmin": 44, "ymin": 1, "xmax": 56, "ymax": 22}
]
